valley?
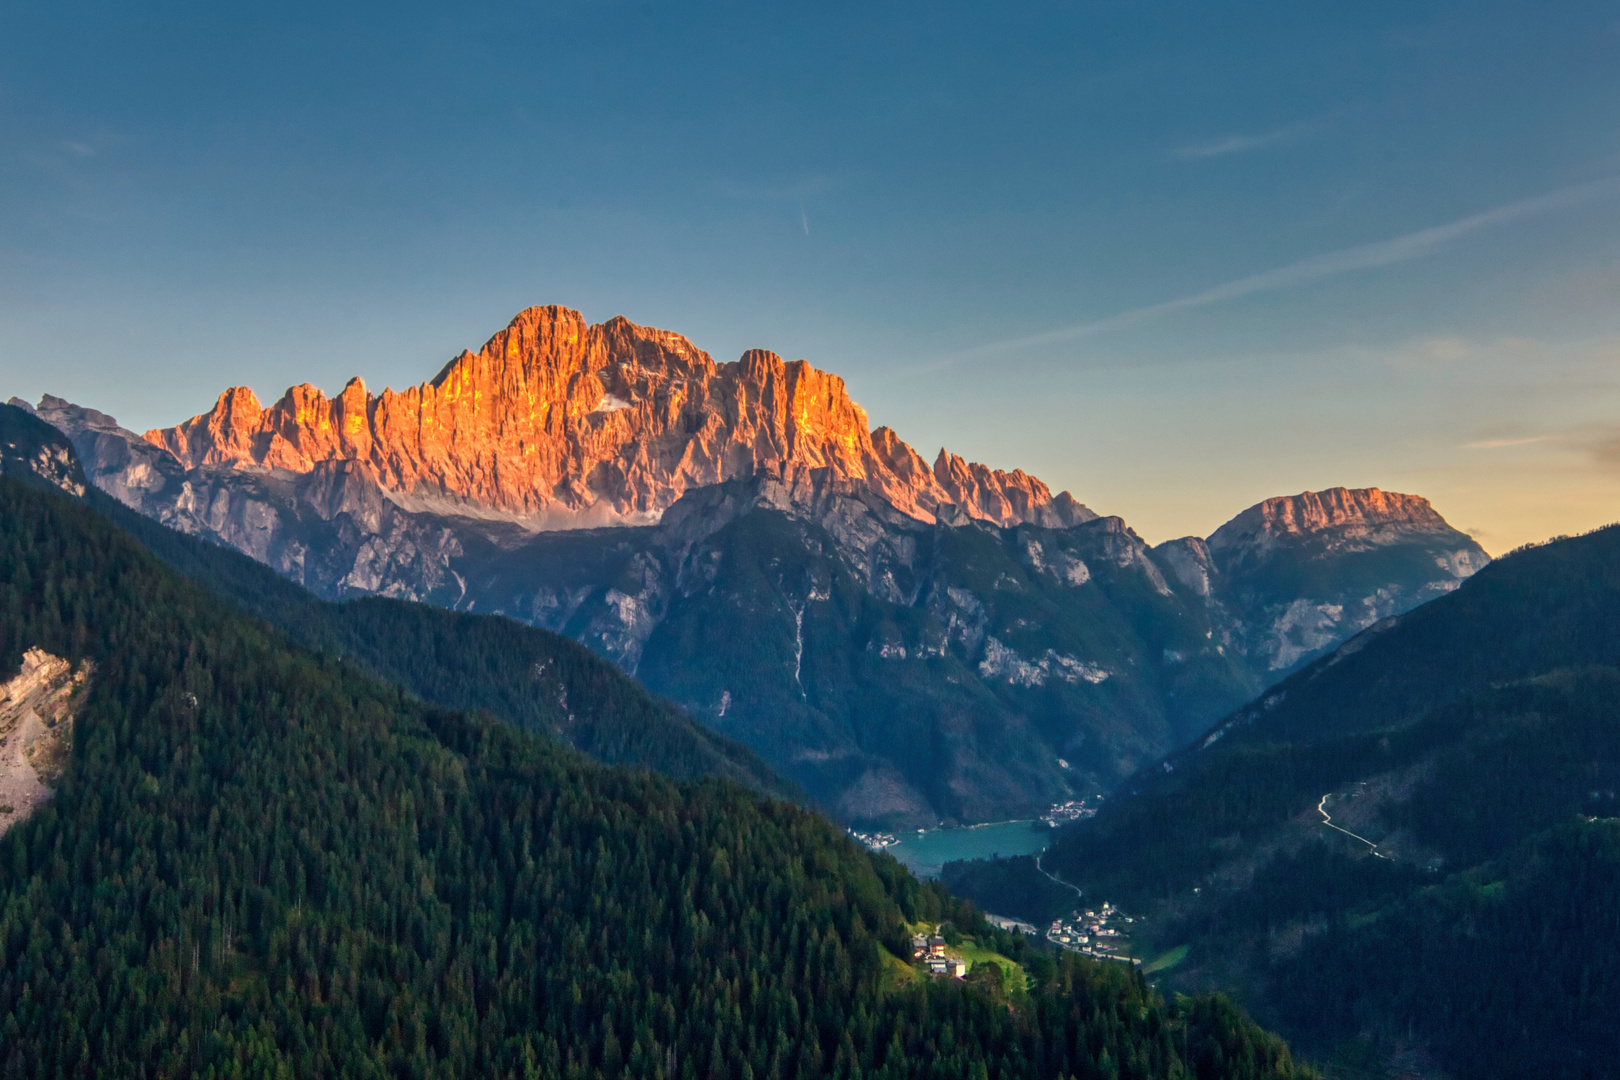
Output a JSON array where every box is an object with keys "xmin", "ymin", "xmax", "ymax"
[
  {"xmin": 1, "ymin": 314, "xmax": 1609, "ymax": 1077},
  {"xmin": 945, "ymin": 523, "xmax": 1620, "ymax": 1077}
]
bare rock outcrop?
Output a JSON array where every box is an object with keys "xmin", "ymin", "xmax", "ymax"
[
  {"xmin": 1, "ymin": 400, "xmax": 87, "ymax": 497},
  {"xmin": 144, "ymin": 305, "xmax": 1090, "ymax": 530},
  {"xmin": 1207, "ymin": 487, "xmax": 1453, "ymax": 562},
  {"xmin": 0, "ymin": 648, "xmax": 91, "ymax": 836}
]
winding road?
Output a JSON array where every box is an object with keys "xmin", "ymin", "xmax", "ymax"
[
  {"xmin": 1034, "ymin": 852, "xmax": 1085, "ymax": 904},
  {"xmin": 1317, "ymin": 793, "xmax": 1390, "ymax": 860}
]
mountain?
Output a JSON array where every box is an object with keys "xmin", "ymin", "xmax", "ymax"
[
  {"xmin": 20, "ymin": 305, "xmax": 1486, "ymax": 826},
  {"xmin": 0, "ymin": 399, "xmax": 86, "ymax": 496},
  {"xmin": 991, "ymin": 524, "xmax": 1620, "ymax": 1078},
  {"xmin": 1186, "ymin": 486, "xmax": 1489, "ymax": 674},
  {"xmin": 144, "ymin": 305, "xmax": 1090, "ymax": 529},
  {"xmin": 0, "ymin": 402, "xmax": 792, "ymax": 798},
  {"xmin": 0, "ymin": 470, "xmax": 1315, "ymax": 1078}
]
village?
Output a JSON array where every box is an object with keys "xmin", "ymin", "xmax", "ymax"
[
  {"xmin": 1040, "ymin": 798, "xmax": 1101, "ymax": 828},
  {"xmin": 1047, "ymin": 902, "xmax": 1139, "ymax": 964}
]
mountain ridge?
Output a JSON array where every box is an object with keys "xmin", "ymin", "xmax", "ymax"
[
  {"xmin": 14, "ymin": 304, "xmax": 1488, "ymax": 825},
  {"xmin": 144, "ymin": 304, "xmax": 1095, "ymax": 531}
]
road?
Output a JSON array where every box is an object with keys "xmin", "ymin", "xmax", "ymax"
[
  {"xmin": 1317, "ymin": 793, "xmax": 1390, "ymax": 860},
  {"xmin": 1034, "ymin": 852, "xmax": 1085, "ymax": 903}
]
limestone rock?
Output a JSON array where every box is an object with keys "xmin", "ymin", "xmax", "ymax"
[
  {"xmin": 1197, "ymin": 487, "xmax": 1490, "ymax": 674},
  {"xmin": 146, "ymin": 305, "xmax": 1089, "ymax": 530},
  {"xmin": 0, "ymin": 648, "xmax": 91, "ymax": 836}
]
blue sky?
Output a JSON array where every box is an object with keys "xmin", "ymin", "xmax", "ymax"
[{"xmin": 3, "ymin": 1, "xmax": 1619, "ymax": 549}]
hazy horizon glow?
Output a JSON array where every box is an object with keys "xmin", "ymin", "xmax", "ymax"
[{"xmin": 3, "ymin": 1, "xmax": 1618, "ymax": 553}]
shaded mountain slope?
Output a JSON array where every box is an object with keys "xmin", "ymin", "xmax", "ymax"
[
  {"xmin": 0, "ymin": 402, "xmax": 791, "ymax": 798},
  {"xmin": 1042, "ymin": 523, "xmax": 1620, "ymax": 901},
  {"xmin": 1012, "ymin": 524, "xmax": 1620, "ymax": 1077},
  {"xmin": 33, "ymin": 384, "xmax": 1486, "ymax": 826},
  {"xmin": 0, "ymin": 401, "xmax": 86, "ymax": 496},
  {"xmin": 0, "ymin": 474, "xmax": 1313, "ymax": 1079},
  {"xmin": 625, "ymin": 478, "xmax": 1259, "ymax": 823}
]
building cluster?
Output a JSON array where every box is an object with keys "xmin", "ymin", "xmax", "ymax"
[
  {"xmin": 1047, "ymin": 902, "xmax": 1138, "ymax": 964},
  {"xmin": 911, "ymin": 931, "xmax": 968, "ymax": 978},
  {"xmin": 1041, "ymin": 798, "xmax": 1101, "ymax": 828},
  {"xmin": 850, "ymin": 829, "xmax": 898, "ymax": 851}
]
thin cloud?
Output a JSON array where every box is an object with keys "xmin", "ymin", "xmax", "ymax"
[
  {"xmin": 1590, "ymin": 427, "xmax": 1620, "ymax": 470},
  {"xmin": 1174, "ymin": 122, "xmax": 1312, "ymax": 160},
  {"xmin": 1465, "ymin": 435, "xmax": 1551, "ymax": 449},
  {"xmin": 888, "ymin": 175, "xmax": 1620, "ymax": 379}
]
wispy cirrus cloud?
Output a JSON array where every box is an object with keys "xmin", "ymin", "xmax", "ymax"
[
  {"xmin": 885, "ymin": 174, "xmax": 1620, "ymax": 378},
  {"xmin": 1465, "ymin": 435, "xmax": 1552, "ymax": 449},
  {"xmin": 1173, "ymin": 121, "xmax": 1314, "ymax": 160}
]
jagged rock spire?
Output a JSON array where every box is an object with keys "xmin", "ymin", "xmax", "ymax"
[{"xmin": 146, "ymin": 304, "xmax": 1092, "ymax": 528}]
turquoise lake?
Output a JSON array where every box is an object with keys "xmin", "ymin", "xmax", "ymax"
[{"xmin": 885, "ymin": 820, "xmax": 1053, "ymax": 878}]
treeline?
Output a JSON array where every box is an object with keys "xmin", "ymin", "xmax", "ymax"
[{"xmin": 0, "ymin": 476, "xmax": 1313, "ymax": 1078}]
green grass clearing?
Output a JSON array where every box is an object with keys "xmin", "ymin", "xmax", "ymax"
[
  {"xmin": 878, "ymin": 944, "xmax": 921, "ymax": 990},
  {"xmin": 1142, "ymin": 944, "xmax": 1189, "ymax": 975},
  {"xmin": 955, "ymin": 940, "xmax": 1027, "ymax": 989}
]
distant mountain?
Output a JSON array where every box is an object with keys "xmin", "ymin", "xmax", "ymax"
[
  {"xmin": 1016, "ymin": 523, "xmax": 1620, "ymax": 1078},
  {"xmin": 0, "ymin": 471, "xmax": 1316, "ymax": 1079},
  {"xmin": 1164, "ymin": 486, "xmax": 1489, "ymax": 675},
  {"xmin": 18, "ymin": 305, "xmax": 1486, "ymax": 825}
]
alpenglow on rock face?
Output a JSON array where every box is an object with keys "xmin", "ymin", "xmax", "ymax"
[
  {"xmin": 145, "ymin": 305, "xmax": 1092, "ymax": 530},
  {"xmin": 1190, "ymin": 486, "xmax": 1490, "ymax": 673}
]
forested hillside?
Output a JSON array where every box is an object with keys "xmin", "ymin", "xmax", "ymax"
[
  {"xmin": 1044, "ymin": 524, "xmax": 1620, "ymax": 901},
  {"xmin": 986, "ymin": 526, "xmax": 1620, "ymax": 1078},
  {"xmin": 0, "ymin": 475, "xmax": 1313, "ymax": 1077}
]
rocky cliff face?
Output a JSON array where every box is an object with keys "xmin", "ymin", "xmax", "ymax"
[
  {"xmin": 1, "ymin": 400, "xmax": 87, "ymax": 497},
  {"xmin": 1206, "ymin": 487, "xmax": 1451, "ymax": 561},
  {"xmin": 146, "ymin": 306, "xmax": 1092, "ymax": 531},
  {"xmin": 35, "ymin": 392, "xmax": 1489, "ymax": 826},
  {"xmin": 1195, "ymin": 487, "xmax": 1489, "ymax": 673}
]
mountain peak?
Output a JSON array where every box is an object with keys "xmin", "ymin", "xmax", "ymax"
[
  {"xmin": 1208, "ymin": 487, "xmax": 1449, "ymax": 552},
  {"xmin": 139, "ymin": 304, "xmax": 1086, "ymax": 529}
]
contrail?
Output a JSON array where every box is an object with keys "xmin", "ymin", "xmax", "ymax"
[{"xmin": 884, "ymin": 175, "xmax": 1620, "ymax": 379}]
